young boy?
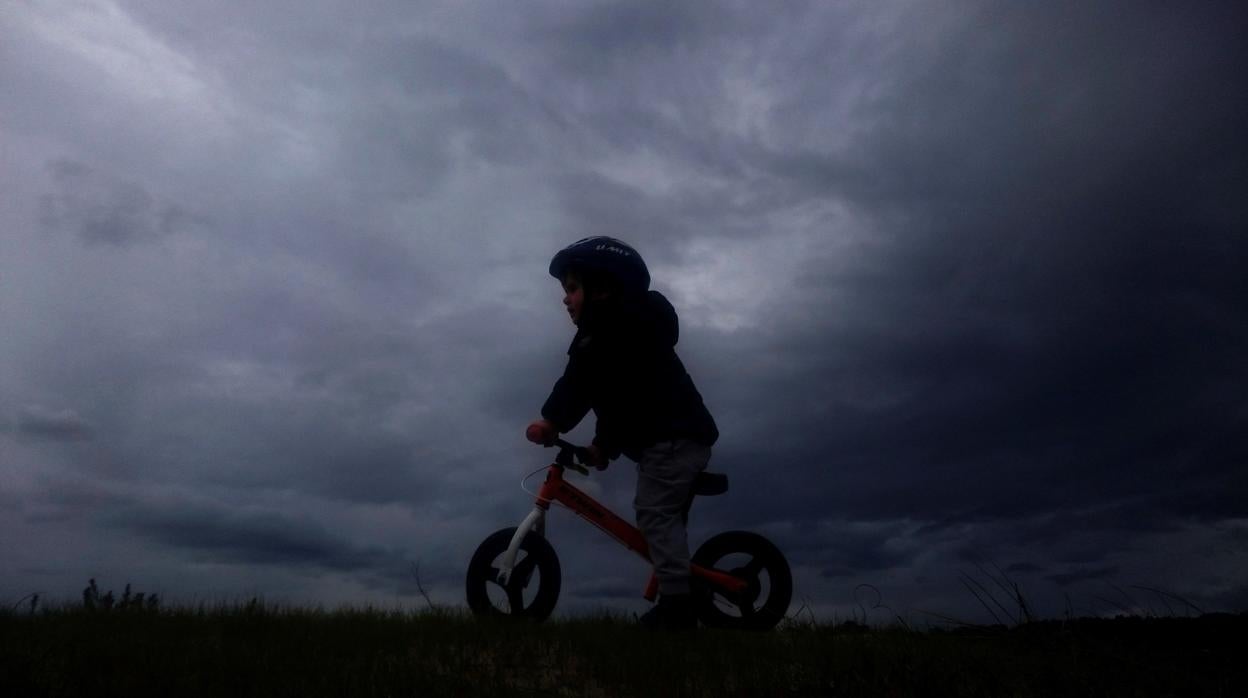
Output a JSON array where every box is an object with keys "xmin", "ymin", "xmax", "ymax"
[{"xmin": 526, "ymin": 236, "xmax": 719, "ymax": 630}]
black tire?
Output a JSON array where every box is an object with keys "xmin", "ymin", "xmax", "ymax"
[
  {"xmin": 691, "ymin": 530, "xmax": 792, "ymax": 631},
  {"xmin": 465, "ymin": 527, "xmax": 561, "ymax": 621}
]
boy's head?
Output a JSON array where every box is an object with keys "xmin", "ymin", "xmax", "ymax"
[{"xmin": 550, "ymin": 237, "xmax": 649, "ymax": 325}]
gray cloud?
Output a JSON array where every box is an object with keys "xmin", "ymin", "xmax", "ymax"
[
  {"xmin": 39, "ymin": 160, "xmax": 206, "ymax": 246},
  {"xmin": 112, "ymin": 502, "xmax": 403, "ymax": 574},
  {"xmin": 1046, "ymin": 566, "xmax": 1120, "ymax": 588},
  {"xmin": 676, "ymin": 1, "xmax": 1248, "ymax": 540},
  {"xmin": 15, "ymin": 405, "xmax": 94, "ymax": 442}
]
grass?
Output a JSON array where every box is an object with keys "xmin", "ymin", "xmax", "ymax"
[{"xmin": 2, "ymin": 604, "xmax": 1246, "ymax": 697}]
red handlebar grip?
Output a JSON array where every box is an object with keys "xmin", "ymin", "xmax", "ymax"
[{"xmin": 526, "ymin": 422, "xmax": 551, "ymax": 444}]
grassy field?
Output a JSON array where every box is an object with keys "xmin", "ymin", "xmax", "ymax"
[{"xmin": 2, "ymin": 604, "xmax": 1245, "ymax": 697}]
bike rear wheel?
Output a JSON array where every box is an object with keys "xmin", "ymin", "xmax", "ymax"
[
  {"xmin": 692, "ymin": 530, "xmax": 791, "ymax": 631},
  {"xmin": 465, "ymin": 527, "xmax": 561, "ymax": 621}
]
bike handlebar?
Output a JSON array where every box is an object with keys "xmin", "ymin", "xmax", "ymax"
[{"xmin": 548, "ymin": 438, "xmax": 592, "ymax": 474}]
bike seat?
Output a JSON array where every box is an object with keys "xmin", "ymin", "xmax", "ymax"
[{"xmin": 692, "ymin": 472, "xmax": 728, "ymax": 497}]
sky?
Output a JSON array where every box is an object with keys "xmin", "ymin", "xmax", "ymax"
[{"xmin": 2, "ymin": 1, "xmax": 1246, "ymax": 624}]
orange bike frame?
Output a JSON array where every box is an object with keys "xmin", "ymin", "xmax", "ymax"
[{"xmin": 526, "ymin": 464, "xmax": 747, "ymax": 601}]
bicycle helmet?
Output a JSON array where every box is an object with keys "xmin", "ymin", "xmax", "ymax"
[{"xmin": 548, "ymin": 236, "xmax": 650, "ymax": 294}]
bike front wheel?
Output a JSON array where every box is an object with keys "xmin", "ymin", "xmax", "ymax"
[
  {"xmin": 465, "ymin": 527, "xmax": 561, "ymax": 621},
  {"xmin": 692, "ymin": 530, "xmax": 792, "ymax": 631}
]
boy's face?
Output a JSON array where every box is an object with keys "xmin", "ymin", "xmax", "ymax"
[{"xmin": 562, "ymin": 275, "xmax": 585, "ymax": 325}]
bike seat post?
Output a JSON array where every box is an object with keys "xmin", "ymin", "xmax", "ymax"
[{"xmin": 682, "ymin": 472, "xmax": 727, "ymax": 524}]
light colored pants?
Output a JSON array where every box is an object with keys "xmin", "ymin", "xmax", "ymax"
[{"xmin": 634, "ymin": 439, "xmax": 712, "ymax": 596}]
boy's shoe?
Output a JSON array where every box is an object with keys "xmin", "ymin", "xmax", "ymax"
[{"xmin": 639, "ymin": 593, "xmax": 697, "ymax": 631}]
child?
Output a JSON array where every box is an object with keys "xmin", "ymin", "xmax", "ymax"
[{"xmin": 526, "ymin": 236, "xmax": 719, "ymax": 630}]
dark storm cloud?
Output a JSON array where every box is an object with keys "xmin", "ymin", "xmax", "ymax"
[
  {"xmin": 39, "ymin": 160, "xmax": 206, "ymax": 246},
  {"xmin": 678, "ymin": 2, "xmax": 1248, "ymax": 537},
  {"xmin": 113, "ymin": 502, "xmax": 402, "ymax": 573},
  {"xmin": 777, "ymin": 521, "xmax": 920, "ymax": 581},
  {"xmin": 554, "ymin": 172, "xmax": 693, "ymax": 248},
  {"xmin": 15, "ymin": 405, "xmax": 94, "ymax": 442},
  {"xmin": 1046, "ymin": 565, "xmax": 1120, "ymax": 588},
  {"xmin": 315, "ymin": 35, "xmax": 553, "ymax": 199},
  {"xmin": 541, "ymin": 2, "xmax": 724, "ymax": 67}
]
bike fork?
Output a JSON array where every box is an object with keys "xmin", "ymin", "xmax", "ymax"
[{"xmin": 496, "ymin": 506, "xmax": 546, "ymax": 586}]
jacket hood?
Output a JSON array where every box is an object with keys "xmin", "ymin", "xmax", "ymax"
[
  {"xmin": 642, "ymin": 290, "xmax": 679, "ymax": 347},
  {"xmin": 575, "ymin": 290, "xmax": 679, "ymax": 349}
]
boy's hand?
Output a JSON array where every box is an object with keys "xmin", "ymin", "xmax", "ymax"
[
  {"xmin": 525, "ymin": 419, "xmax": 557, "ymax": 446},
  {"xmin": 585, "ymin": 444, "xmax": 609, "ymax": 470}
]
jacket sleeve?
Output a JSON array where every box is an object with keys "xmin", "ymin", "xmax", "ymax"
[
  {"xmin": 540, "ymin": 350, "xmax": 592, "ymax": 434},
  {"xmin": 593, "ymin": 421, "xmax": 623, "ymax": 461}
]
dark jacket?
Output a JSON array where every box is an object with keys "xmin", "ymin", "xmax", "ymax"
[{"xmin": 541, "ymin": 290, "xmax": 719, "ymax": 462}]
